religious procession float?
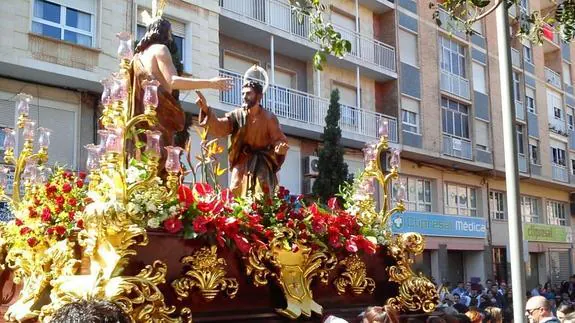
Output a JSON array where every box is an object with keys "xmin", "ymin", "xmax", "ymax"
[{"xmin": 0, "ymin": 2, "xmax": 438, "ymax": 322}]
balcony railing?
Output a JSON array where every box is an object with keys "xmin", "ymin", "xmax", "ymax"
[
  {"xmin": 220, "ymin": 0, "xmax": 396, "ymax": 73},
  {"xmin": 511, "ymin": 48, "xmax": 521, "ymax": 68},
  {"xmin": 219, "ymin": 69, "xmax": 398, "ymax": 142},
  {"xmin": 518, "ymin": 154, "xmax": 528, "ymax": 173},
  {"xmin": 543, "ymin": 24, "xmax": 560, "ymax": 45},
  {"xmin": 545, "ymin": 67, "xmax": 562, "ymax": 89},
  {"xmin": 440, "ymin": 70, "xmax": 471, "ymax": 100},
  {"xmin": 552, "ymin": 164, "xmax": 569, "ymax": 182},
  {"xmin": 549, "ymin": 117, "xmax": 567, "ymax": 134},
  {"xmin": 516, "ymin": 101, "xmax": 525, "ymax": 121},
  {"xmin": 442, "ymin": 134, "xmax": 472, "ymax": 160},
  {"xmin": 332, "ymin": 25, "xmax": 396, "ymax": 73}
]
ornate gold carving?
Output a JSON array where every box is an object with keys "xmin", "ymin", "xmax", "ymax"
[
  {"xmin": 171, "ymin": 245, "xmax": 239, "ymax": 302},
  {"xmin": 334, "ymin": 254, "xmax": 375, "ymax": 296},
  {"xmin": 386, "ymin": 232, "xmax": 438, "ymax": 313},
  {"xmin": 244, "ymin": 230, "xmax": 336, "ymax": 320}
]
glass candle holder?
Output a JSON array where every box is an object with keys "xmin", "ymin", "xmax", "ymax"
[
  {"xmin": 111, "ymin": 73, "xmax": 129, "ymax": 102},
  {"xmin": 379, "ymin": 119, "xmax": 389, "ymax": 138},
  {"xmin": 0, "ymin": 166, "xmax": 9, "ymax": 188},
  {"xmin": 164, "ymin": 146, "xmax": 183, "ymax": 173},
  {"xmin": 396, "ymin": 182, "xmax": 407, "ymax": 203},
  {"xmin": 142, "ymin": 79, "xmax": 160, "ymax": 108},
  {"xmin": 2, "ymin": 128, "xmax": 15, "ymax": 151},
  {"xmin": 145, "ymin": 130, "xmax": 162, "ymax": 158},
  {"xmin": 38, "ymin": 127, "xmax": 51, "ymax": 149},
  {"xmin": 100, "ymin": 77, "xmax": 113, "ymax": 106},
  {"xmin": 389, "ymin": 149, "xmax": 401, "ymax": 168},
  {"xmin": 105, "ymin": 127, "xmax": 124, "ymax": 154},
  {"xmin": 85, "ymin": 144, "xmax": 102, "ymax": 170},
  {"xmin": 116, "ymin": 32, "xmax": 134, "ymax": 60},
  {"xmin": 98, "ymin": 129, "xmax": 110, "ymax": 149},
  {"xmin": 15, "ymin": 93, "xmax": 33, "ymax": 116},
  {"xmin": 22, "ymin": 159, "xmax": 38, "ymax": 184},
  {"xmin": 23, "ymin": 120, "xmax": 36, "ymax": 141}
]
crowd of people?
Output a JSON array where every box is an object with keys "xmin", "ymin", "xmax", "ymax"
[{"xmin": 435, "ymin": 277, "xmax": 575, "ymax": 323}]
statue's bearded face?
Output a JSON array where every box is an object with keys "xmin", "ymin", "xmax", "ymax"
[{"xmin": 241, "ymin": 87, "xmax": 260, "ymax": 109}]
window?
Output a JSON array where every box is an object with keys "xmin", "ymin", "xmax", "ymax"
[
  {"xmin": 521, "ymin": 196, "xmax": 540, "ymax": 223},
  {"xmin": 529, "ymin": 139, "xmax": 539, "ymax": 165},
  {"xmin": 547, "ymin": 200, "xmax": 567, "ymax": 226},
  {"xmin": 392, "ymin": 176, "xmax": 432, "ymax": 212},
  {"xmin": 471, "ymin": 20, "xmax": 483, "ymax": 35},
  {"xmin": 137, "ymin": 24, "xmax": 185, "ymax": 65},
  {"xmin": 475, "ymin": 121, "xmax": 489, "ymax": 151},
  {"xmin": 563, "ymin": 62, "xmax": 572, "ymax": 86},
  {"xmin": 441, "ymin": 98, "xmax": 469, "ymax": 139},
  {"xmin": 445, "ymin": 183, "xmax": 477, "ymax": 217},
  {"xmin": 32, "ymin": 0, "xmax": 94, "ymax": 47},
  {"xmin": 440, "ymin": 37, "xmax": 466, "ymax": 78},
  {"xmin": 548, "ymin": 91, "xmax": 563, "ymax": 120},
  {"xmin": 552, "ymin": 146, "xmax": 567, "ymax": 166},
  {"xmin": 399, "ymin": 29, "xmax": 418, "ymax": 67},
  {"xmin": 526, "ymin": 87, "xmax": 536, "ymax": 114},
  {"xmin": 523, "ymin": 45, "xmax": 533, "ymax": 63},
  {"xmin": 489, "ymin": 191, "xmax": 506, "ymax": 220},
  {"xmin": 401, "ymin": 97, "xmax": 420, "ymax": 134},
  {"xmin": 568, "ymin": 107, "xmax": 574, "ymax": 131},
  {"xmin": 520, "ymin": 0, "xmax": 529, "ymax": 12},
  {"xmin": 516, "ymin": 125, "xmax": 525, "ymax": 155},
  {"xmin": 513, "ymin": 71, "xmax": 522, "ymax": 102},
  {"xmin": 571, "ymin": 159, "xmax": 575, "ymax": 175},
  {"xmin": 472, "ymin": 62, "xmax": 486, "ymax": 94}
]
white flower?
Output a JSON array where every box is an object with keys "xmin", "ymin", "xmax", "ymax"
[
  {"xmin": 147, "ymin": 217, "xmax": 161, "ymax": 229},
  {"xmin": 168, "ymin": 206, "xmax": 177, "ymax": 214},
  {"xmin": 146, "ymin": 202, "xmax": 157, "ymax": 213}
]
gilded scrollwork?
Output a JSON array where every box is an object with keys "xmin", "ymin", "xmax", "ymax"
[
  {"xmin": 171, "ymin": 245, "xmax": 239, "ymax": 302},
  {"xmin": 334, "ymin": 254, "xmax": 375, "ymax": 296}
]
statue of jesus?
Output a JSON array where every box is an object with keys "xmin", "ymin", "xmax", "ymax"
[{"xmin": 196, "ymin": 80, "xmax": 289, "ymax": 197}]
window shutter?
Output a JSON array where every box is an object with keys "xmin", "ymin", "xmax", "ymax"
[
  {"xmin": 223, "ymin": 53, "xmax": 258, "ymax": 74},
  {"xmin": 0, "ymin": 99, "xmax": 15, "ymax": 128},
  {"xmin": 38, "ymin": 106, "xmax": 76, "ymax": 168},
  {"xmin": 333, "ymin": 84, "xmax": 357, "ymax": 107},
  {"xmin": 472, "ymin": 62, "xmax": 486, "ymax": 93},
  {"xmin": 475, "ymin": 121, "xmax": 489, "ymax": 149},
  {"xmin": 401, "ymin": 96, "xmax": 419, "ymax": 113},
  {"xmin": 399, "ymin": 29, "xmax": 418, "ymax": 67}
]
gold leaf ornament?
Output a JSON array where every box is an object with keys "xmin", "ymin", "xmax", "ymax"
[{"xmin": 333, "ymin": 254, "xmax": 375, "ymax": 296}]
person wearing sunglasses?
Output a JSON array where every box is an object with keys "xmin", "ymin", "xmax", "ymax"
[{"xmin": 526, "ymin": 296, "xmax": 560, "ymax": 323}]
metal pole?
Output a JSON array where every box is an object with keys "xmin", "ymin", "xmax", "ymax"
[
  {"xmin": 495, "ymin": 4, "xmax": 526, "ymax": 323},
  {"xmin": 270, "ymin": 35, "xmax": 275, "ymax": 112}
]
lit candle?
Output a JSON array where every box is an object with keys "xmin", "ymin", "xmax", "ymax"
[
  {"xmin": 116, "ymin": 32, "xmax": 134, "ymax": 60},
  {"xmin": 145, "ymin": 130, "xmax": 162, "ymax": 158},
  {"xmin": 142, "ymin": 80, "xmax": 160, "ymax": 108},
  {"xmin": 164, "ymin": 146, "xmax": 183, "ymax": 173},
  {"xmin": 85, "ymin": 144, "xmax": 102, "ymax": 170},
  {"xmin": 23, "ymin": 120, "xmax": 36, "ymax": 141},
  {"xmin": 38, "ymin": 127, "xmax": 51, "ymax": 149},
  {"xmin": 379, "ymin": 119, "xmax": 389, "ymax": 138},
  {"xmin": 2, "ymin": 128, "xmax": 15, "ymax": 150},
  {"xmin": 15, "ymin": 93, "xmax": 33, "ymax": 117}
]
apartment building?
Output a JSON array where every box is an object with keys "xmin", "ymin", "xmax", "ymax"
[{"xmin": 0, "ymin": 0, "xmax": 574, "ymax": 288}]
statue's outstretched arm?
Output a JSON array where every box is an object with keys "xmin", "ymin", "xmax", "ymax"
[
  {"xmin": 155, "ymin": 45, "xmax": 231, "ymax": 92},
  {"xmin": 196, "ymin": 91, "xmax": 232, "ymax": 138}
]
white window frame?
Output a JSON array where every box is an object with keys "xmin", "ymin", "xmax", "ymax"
[
  {"xmin": 571, "ymin": 159, "xmax": 575, "ymax": 176},
  {"xmin": 513, "ymin": 71, "xmax": 522, "ymax": 103},
  {"xmin": 31, "ymin": 0, "xmax": 95, "ymax": 47},
  {"xmin": 547, "ymin": 200, "xmax": 567, "ymax": 226},
  {"xmin": 521, "ymin": 195, "xmax": 541, "ymax": 223},
  {"xmin": 568, "ymin": 106, "xmax": 575, "ymax": 131},
  {"xmin": 516, "ymin": 124, "xmax": 525, "ymax": 155},
  {"xmin": 523, "ymin": 45, "xmax": 533, "ymax": 63},
  {"xmin": 526, "ymin": 87, "xmax": 536, "ymax": 114},
  {"xmin": 444, "ymin": 183, "xmax": 478, "ymax": 217},
  {"xmin": 440, "ymin": 36, "xmax": 467, "ymax": 78},
  {"xmin": 441, "ymin": 97, "xmax": 470, "ymax": 140},
  {"xmin": 472, "ymin": 62, "xmax": 487, "ymax": 94},
  {"xmin": 552, "ymin": 146, "xmax": 567, "ymax": 167},
  {"xmin": 563, "ymin": 62, "xmax": 572, "ymax": 86},
  {"xmin": 401, "ymin": 109, "xmax": 419, "ymax": 134},
  {"xmin": 489, "ymin": 190, "xmax": 506, "ymax": 220},
  {"xmin": 393, "ymin": 176, "xmax": 433, "ymax": 212},
  {"xmin": 529, "ymin": 139, "xmax": 540, "ymax": 165}
]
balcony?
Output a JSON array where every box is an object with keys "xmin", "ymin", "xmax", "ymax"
[
  {"xmin": 511, "ymin": 48, "xmax": 522, "ymax": 69},
  {"xmin": 357, "ymin": 0, "xmax": 395, "ymax": 13},
  {"xmin": 518, "ymin": 154, "xmax": 528, "ymax": 173},
  {"xmin": 542, "ymin": 24, "xmax": 560, "ymax": 53},
  {"xmin": 218, "ymin": 0, "xmax": 397, "ymax": 80},
  {"xmin": 440, "ymin": 70, "xmax": 471, "ymax": 100},
  {"xmin": 549, "ymin": 117, "xmax": 567, "ymax": 134},
  {"xmin": 219, "ymin": 69, "xmax": 398, "ymax": 143},
  {"xmin": 552, "ymin": 164, "xmax": 569, "ymax": 183},
  {"xmin": 545, "ymin": 67, "xmax": 562, "ymax": 89},
  {"xmin": 442, "ymin": 134, "xmax": 472, "ymax": 160},
  {"xmin": 516, "ymin": 101, "xmax": 525, "ymax": 121}
]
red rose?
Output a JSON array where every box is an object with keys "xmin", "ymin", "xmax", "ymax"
[
  {"xmin": 78, "ymin": 171, "xmax": 87, "ymax": 179},
  {"xmin": 68, "ymin": 211, "xmax": 75, "ymax": 221},
  {"xmin": 68, "ymin": 198, "xmax": 77, "ymax": 207},
  {"xmin": 76, "ymin": 219, "xmax": 84, "ymax": 229},
  {"xmin": 164, "ymin": 217, "xmax": 183, "ymax": 234},
  {"xmin": 251, "ymin": 203, "xmax": 258, "ymax": 211},
  {"xmin": 62, "ymin": 183, "xmax": 72, "ymax": 193},
  {"xmin": 46, "ymin": 227, "xmax": 55, "ymax": 235},
  {"xmin": 276, "ymin": 212, "xmax": 285, "ymax": 221},
  {"xmin": 55, "ymin": 196, "xmax": 65, "ymax": 205},
  {"xmin": 178, "ymin": 185, "xmax": 194, "ymax": 208},
  {"xmin": 15, "ymin": 218, "xmax": 23, "ymax": 226},
  {"xmin": 27, "ymin": 237, "xmax": 38, "ymax": 248},
  {"xmin": 76, "ymin": 180, "xmax": 84, "ymax": 188},
  {"xmin": 41, "ymin": 208, "xmax": 52, "ymax": 222},
  {"xmin": 54, "ymin": 226, "xmax": 66, "ymax": 236},
  {"xmin": 20, "ymin": 227, "xmax": 32, "ymax": 235}
]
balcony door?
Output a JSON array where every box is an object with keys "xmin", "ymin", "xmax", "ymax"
[
  {"xmin": 268, "ymin": 67, "xmax": 296, "ymax": 119},
  {"xmin": 332, "ymin": 83, "xmax": 358, "ymax": 132}
]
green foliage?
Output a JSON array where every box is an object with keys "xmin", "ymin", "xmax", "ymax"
[{"xmin": 312, "ymin": 89, "xmax": 349, "ymax": 202}]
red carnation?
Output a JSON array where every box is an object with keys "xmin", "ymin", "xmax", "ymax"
[
  {"xmin": 62, "ymin": 183, "xmax": 72, "ymax": 193},
  {"xmin": 20, "ymin": 227, "xmax": 32, "ymax": 235},
  {"xmin": 14, "ymin": 218, "xmax": 23, "ymax": 226},
  {"xmin": 68, "ymin": 211, "xmax": 75, "ymax": 221},
  {"xmin": 276, "ymin": 212, "xmax": 285, "ymax": 221},
  {"xmin": 178, "ymin": 185, "xmax": 194, "ymax": 208},
  {"xmin": 76, "ymin": 219, "xmax": 84, "ymax": 229},
  {"xmin": 46, "ymin": 227, "xmax": 55, "ymax": 235},
  {"xmin": 41, "ymin": 208, "xmax": 52, "ymax": 222},
  {"xmin": 164, "ymin": 217, "xmax": 183, "ymax": 234},
  {"xmin": 27, "ymin": 237, "xmax": 38, "ymax": 248},
  {"xmin": 28, "ymin": 207, "xmax": 37, "ymax": 218},
  {"xmin": 76, "ymin": 180, "xmax": 84, "ymax": 188},
  {"xmin": 68, "ymin": 198, "xmax": 77, "ymax": 207},
  {"xmin": 55, "ymin": 196, "xmax": 65, "ymax": 206},
  {"xmin": 54, "ymin": 226, "xmax": 66, "ymax": 236},
  {"xmin": 78, "ymin": 171, "xmax": 87, "ymax": 179}
]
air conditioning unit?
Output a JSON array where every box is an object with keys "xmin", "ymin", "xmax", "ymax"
[
  {"xmin": 302, "ymin": 177, "xmax": 316, "ymax": 194},
  {"xmin": 303, "ymin": 156, "xmax": 320, "ymax": 177}
]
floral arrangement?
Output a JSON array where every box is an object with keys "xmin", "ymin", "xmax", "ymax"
[{"xmin": 3, "ymin": 168, "xmax": 89, "ymax": 251}]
